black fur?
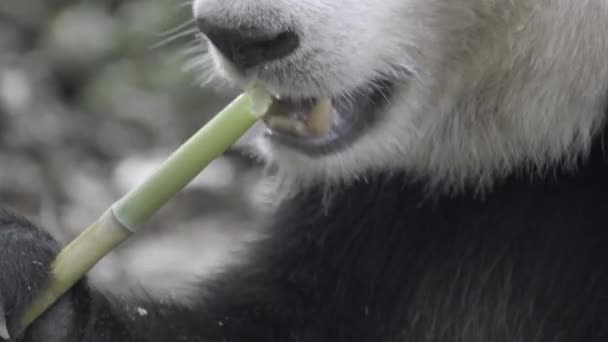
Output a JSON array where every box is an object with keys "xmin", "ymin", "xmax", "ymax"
[{"xmin": 1, "ymin": 128, "xmax": 608, "ymax": 341}]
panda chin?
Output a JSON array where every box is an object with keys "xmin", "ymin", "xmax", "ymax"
[{"xmin": 261, "ymin": 79, "xmax": 395, "ymax": 156}]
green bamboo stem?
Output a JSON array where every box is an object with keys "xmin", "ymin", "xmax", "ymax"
[
  {"xmin": 19, "ymin": 209, "xmax": 131, "ymax": 331},
  {"xmin": 18, "ymin": 86, "xmax": 273, "ymax": 335},
  {"xmin": 112, "ymin": 90, "xmax": 263, "ymax": 231}
]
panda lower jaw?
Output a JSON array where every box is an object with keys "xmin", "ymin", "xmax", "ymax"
[{"xmin": 261, "ymin": 79, "xmax": 394, "ymax": 156}]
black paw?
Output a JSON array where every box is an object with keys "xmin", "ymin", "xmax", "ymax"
[
  {"xmin": 0, "ymin": 304, "xmax": 8, "ymax": 340},
  {"xmin": 0, "ymin": 208, "xmax": 80, "ymax": 341}
]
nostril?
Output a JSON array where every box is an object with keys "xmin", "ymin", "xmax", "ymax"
[
  {"xmin": 197, "ymin": 19, "xmax": 300, "ymax": 70},
  {"xmin": 237, "ymin": 31, "xmax": 299, "ymax": 68}
]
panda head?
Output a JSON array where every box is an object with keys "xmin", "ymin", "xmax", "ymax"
[{"xmin": 192, "ymin": 0, "xmax": 608, "ymax": 193}]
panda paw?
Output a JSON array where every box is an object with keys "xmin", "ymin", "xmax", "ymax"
[{"xmin": 0, "ymin": 208, "xmax": 79, "ymax": 341}]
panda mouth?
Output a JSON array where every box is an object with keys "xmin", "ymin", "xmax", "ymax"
[{"xmin": 261, "ymin": 79, "xmax": 393, "ymax": 155}]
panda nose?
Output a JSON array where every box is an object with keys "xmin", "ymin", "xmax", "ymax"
[{"xmin": 197, "ymin": 19, "xmax": 300, "ymax": 70}]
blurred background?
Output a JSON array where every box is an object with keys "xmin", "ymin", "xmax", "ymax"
[{"xmin": 0, "ymin": 0, "xmax": 268, "ymax": 300}]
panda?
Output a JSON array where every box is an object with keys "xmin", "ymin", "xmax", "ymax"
[{"xmin": 1, "ymin": 0, "xmax": 607, "ymax": 341}]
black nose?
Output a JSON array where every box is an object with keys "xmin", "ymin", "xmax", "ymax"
[{"xmin": 197, "ymin": 19, "xmax": 300, "ymax": 70}]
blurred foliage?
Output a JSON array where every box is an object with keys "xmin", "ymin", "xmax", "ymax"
[
  {"xmin": 3, "ymin": 0, "xmax": 232, "ymax": 134},
  {"xmin": 0, "ymin": 0, "xmax": 262, "ymax": 294}
]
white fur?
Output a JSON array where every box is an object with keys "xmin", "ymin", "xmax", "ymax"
[{"xmin": 192, "ymin": 0, "xmax": 608, "ymax": 193}]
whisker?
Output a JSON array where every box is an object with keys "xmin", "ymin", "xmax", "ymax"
[
  {"xmin": 150, "ymin": 27, "xmax": 199, "ymax": 50},
  {"xmin": 154, "ymin": 18, "xmax": 195, "ymax": 38}
]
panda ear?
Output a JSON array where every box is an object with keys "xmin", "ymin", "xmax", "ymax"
[{"xmin": 0, "ymin": 301, "xmax": 9, "ymax": 340}]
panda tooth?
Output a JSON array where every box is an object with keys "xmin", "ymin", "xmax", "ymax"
[
  {"xmin": 266, "ymin": 116, "xmax": 309, "ymax": 135},
  {"xmin": 306, "ymin": 98, "xmax": 333, "ymax": 136}
]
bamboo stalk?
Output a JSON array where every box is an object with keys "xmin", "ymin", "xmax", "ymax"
[{"xmin": 18, "ymin": 86, "xmax": 273, "ymax": 334}]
